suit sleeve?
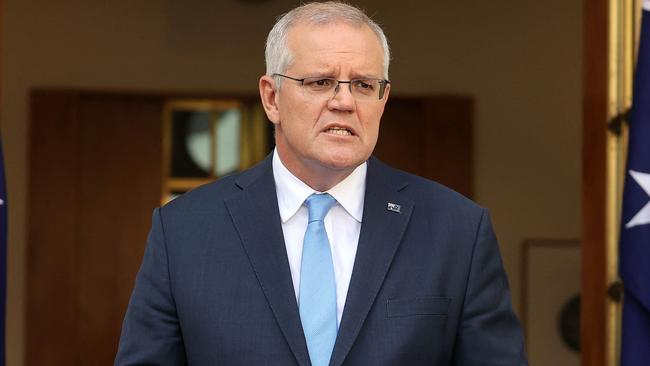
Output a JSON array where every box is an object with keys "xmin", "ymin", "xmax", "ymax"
[
  {"xmin": 114, "ymin": 208, "xmax": 187, "ymax": 365},
  {"xmin": 452, "ymin": 209, "xmax": 528, "ymax": 365}
]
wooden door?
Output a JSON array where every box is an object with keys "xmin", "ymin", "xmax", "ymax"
[
  {"xmin": 375, "ymin": 96, "xmax": 473, "ymax": 198},
  {"xmin": 27, "ymin": 91, "xmax": 163, "ymax": 365}
]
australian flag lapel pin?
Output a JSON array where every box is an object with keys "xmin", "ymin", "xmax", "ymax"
[{"xmin": 387, "ymin": 202, "xmax": 401, "ymax": 213}]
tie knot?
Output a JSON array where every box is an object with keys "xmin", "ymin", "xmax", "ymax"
[{"xmin": 305, "ymin": 193, "xmax": 337, "ymax": 222}]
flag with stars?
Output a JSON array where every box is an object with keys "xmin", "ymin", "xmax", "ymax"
[
  {"xmin": 620, "ymin": 1, "xmax": 650, "ymax": 365},
  {"xmin": 0, "ymin": 137, "xmax": 6, "ymax": 366}
]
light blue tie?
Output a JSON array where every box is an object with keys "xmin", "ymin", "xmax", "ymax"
[{"xmin": 299, "ymin": 193, "xmax": 338, "ymax": 366}]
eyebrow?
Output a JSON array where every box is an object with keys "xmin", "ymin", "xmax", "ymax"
[
  {"xmin": 300, "ymin": 66, "xmax": 382, "ymax": 80},
  {"xmin": 351, "ymin": 74, "xmax": 383, "ymax": 80},
  {"xmin": 302, "ymin": 69, "xmax": 336, "ymax": 78},
  {"xmin": 304, "ymin": 72, "xmax": 383, "ymax": 80}
]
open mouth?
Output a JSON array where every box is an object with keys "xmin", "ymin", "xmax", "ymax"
[{"xmin": 325, "ymin": 127, "xmax": 353, "ymax": 136}]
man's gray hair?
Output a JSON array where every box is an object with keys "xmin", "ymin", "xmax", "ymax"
[{"xmin": 265, "ymin": 1, "xmax": 390, "ymax": 87}]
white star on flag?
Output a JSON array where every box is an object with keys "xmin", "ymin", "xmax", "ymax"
[{"xmin": 625, "ymin": 170, "xmax": 650, "ymax": 228}]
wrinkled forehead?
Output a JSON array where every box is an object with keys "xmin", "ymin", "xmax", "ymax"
[{"xmin": 286, "ymin": 21, "xmax": 385, "ymax": 74}]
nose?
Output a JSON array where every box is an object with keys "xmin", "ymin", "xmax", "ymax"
[{"xmin": 327, "ymin": 82, "xmax": 355, "ymax": 112}]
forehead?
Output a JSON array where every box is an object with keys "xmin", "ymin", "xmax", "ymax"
[{"xmin": 286, "ymin": 21, "xmax": 384, "ymax": 75}]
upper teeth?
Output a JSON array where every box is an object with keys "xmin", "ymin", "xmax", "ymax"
[{"xmin": 327, "ymin": 127, "xmax": 351, "ymax": 135}]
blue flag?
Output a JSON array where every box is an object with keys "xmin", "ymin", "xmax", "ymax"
[
  {"xmin": 0, "ymin": 138, "xmax": 6, "ymax": 366},
  {"xmin": 620, "ymin": 2, "xmax": 650, "ymax": 365}
]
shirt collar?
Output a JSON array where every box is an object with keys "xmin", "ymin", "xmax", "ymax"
[{"xmin": 272, "ymin": 148, "xmax": 366, "ymax": 223}]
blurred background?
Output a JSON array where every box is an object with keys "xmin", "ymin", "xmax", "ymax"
[{"xmin": 0, "ymin": 0, "xmax": 637, "ymax": 365}]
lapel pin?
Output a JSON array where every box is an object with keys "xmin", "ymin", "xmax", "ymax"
[{"xmin": 387, "ymin": 202, "xmax": 401, "ymax": 213}]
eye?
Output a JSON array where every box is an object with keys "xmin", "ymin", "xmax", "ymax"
[
  {"xmin": 352, "ymin": 80, "xmax": 376, "ymax": 94},
  {"xmin": 358, "ymin": 81, "xmax": 373, "ymax": 89},
  {"xmin": 304, "ymin": 78, "xmax": 335, "ymax": 90},
  {"xmin": 315, "ymin": 79, "xmax": 332, "ymax": 86}
]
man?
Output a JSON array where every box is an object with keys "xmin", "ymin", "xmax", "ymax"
[{"xmin": 115, "ymin": 2, "xmax": 527, "ymax": 365}]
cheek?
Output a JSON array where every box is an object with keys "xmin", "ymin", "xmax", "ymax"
[
  {"xmin": 359, "ymin": 111, "xmax": 383, "ymax": 140},
  {"xmin": 279, "ymin": 109, "xmax": 319, "ymax": 148},
  {"xmin": 280, "ymin": 99, "xmax": 320, "ymax": 130}
]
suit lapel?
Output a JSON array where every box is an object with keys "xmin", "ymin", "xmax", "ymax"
[
  {"xmin": 329, "ymin": 158, "xmax": 414, "ymax": 366},
  {"xmin": 224, "ymin": 158, "xmax": 311, "ymax": 366}
]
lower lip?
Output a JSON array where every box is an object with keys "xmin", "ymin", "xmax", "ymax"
[{"xmin": 324, "ymin": 130, "xmax": 354, "ymax": 137}]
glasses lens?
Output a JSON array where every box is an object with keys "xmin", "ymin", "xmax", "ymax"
[
  {"xmin": 350, "ymin": 80, "xmax": 380, "ymax": 100},
  {"xmin": 302, "ymin": 77, "xmax": 337, "ymax": 96}
]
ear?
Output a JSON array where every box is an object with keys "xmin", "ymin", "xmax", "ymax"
[{"xmin": 259, "ymin": 75, "xmax": 281, "ymax": 125}]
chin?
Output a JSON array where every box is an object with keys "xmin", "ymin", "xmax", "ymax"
[{"xmin": 318, "ymin": 151, "xmax": 368, "ymax": 171}]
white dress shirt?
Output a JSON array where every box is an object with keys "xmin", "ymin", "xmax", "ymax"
[{"xmin": 272, "ymin": 149, "xmax": 366, "ymax": 325}]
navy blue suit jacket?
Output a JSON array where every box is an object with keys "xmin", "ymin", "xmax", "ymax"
[{"xmin": 115, "ymin": 156, "xmax": 527, "ymax": 365}]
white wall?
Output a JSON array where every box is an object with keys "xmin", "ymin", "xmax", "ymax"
[{"xmin": 2, "ymin": 1, "xmax": 582, "ymax": 364}]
